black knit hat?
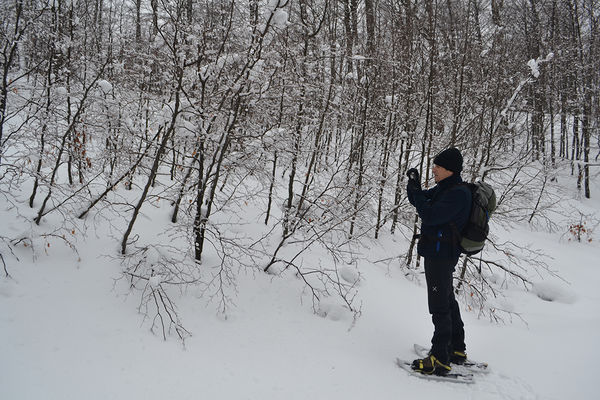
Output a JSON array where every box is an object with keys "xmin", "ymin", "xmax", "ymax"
[{"xmin": 433, "ymin": 147, "xmax": 463, "ymax": 173}]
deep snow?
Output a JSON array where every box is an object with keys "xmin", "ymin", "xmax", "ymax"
[{"xmin": 1, "ymin": 178, "xmax": 599, "ymax": 400}]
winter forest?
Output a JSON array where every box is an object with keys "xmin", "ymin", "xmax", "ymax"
[{"xmin": 1, "ymin": 0, "xmax": 599, "ymax": 348}]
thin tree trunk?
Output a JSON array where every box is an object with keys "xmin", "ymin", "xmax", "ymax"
[
  {"xmin": 171, "ymin": 141, "xmax": 203, "ymax": 223},
  {"xmin": 122, "ymin": 68, "xmax": 182, "ymax": 253},
  {"xmin": 582, "ymin": 98, "xmax": 591, "ymax": 198},
  {"xmin": 264, "ymin": 152, "xmax": 277, "ymax": 225},
  {"xmin": 79, "ymin": 128, "xmax": 162, "ymax": 219},
  {"xmin": 349, "ymin": 83, "xmax": 369, "ymax": 238},
  {"xmin": 194, "ymin": 104, "xmax": 239, "ymax": 261},
  {"xmin": 121, "ymin": 122, "xmax": 176, "ymax": 254},
  {"xmin": 29, "ymin": 50, "xmax": 54, "ymax": 207}
]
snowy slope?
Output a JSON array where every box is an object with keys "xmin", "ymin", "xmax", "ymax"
[{"xmin": 1, "ymin": 184, "xmax": 599, "ymax": 400}]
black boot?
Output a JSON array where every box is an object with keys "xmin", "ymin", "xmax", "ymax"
[
  {"xmin": 449, "ymin": 350, "xmax": 467, "ymax": 365},
  {"xmin": 411, "ymin": 355, "xmax": 452, "ymax": 376}
]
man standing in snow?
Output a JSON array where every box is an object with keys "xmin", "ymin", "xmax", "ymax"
[{"xmin": 405, "ymin": 147, "xmax": 471, "ymax": 376}]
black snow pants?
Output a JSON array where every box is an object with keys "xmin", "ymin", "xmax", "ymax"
[{"xmin": 424, "ymin": 257, "xmax": 466, "ymax": 364}]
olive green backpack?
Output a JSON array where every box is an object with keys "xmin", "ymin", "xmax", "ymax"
[{"xmin": 455, "ymin": 181, "xmax": 497, "ymax": 255}]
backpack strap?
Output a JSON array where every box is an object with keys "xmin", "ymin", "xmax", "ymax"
[{"xmin": 447, "ymin": 183, "xmax": 473, "ymax": 248}]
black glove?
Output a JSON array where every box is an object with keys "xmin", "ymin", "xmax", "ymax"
[
  {"xmin": 406, "ymin": 168, "xmax": 420, "ymax": 183},
  {"xmin": 406, "ymin": 168, "xmax": 421, "ymax": 192},
  {"xmin": 407, "ymin": 178, "xmax": 421, "ymax": 192}
]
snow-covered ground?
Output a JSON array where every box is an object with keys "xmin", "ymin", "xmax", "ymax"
[{"xmin": 1, "ymin": 178, "xmax": 599, "ymax": 400}]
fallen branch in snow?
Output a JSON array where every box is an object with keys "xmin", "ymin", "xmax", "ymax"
[
  {"xmin": 118, "ymin": 244, "xmax": 199, "ymax": 342},
  {"xmin": 1, "ymin": 252, "xmax": 8, "ymax": 278},
  {"xmin": 276, "ymin": 257, "xmax": 361, "ymax": 320},
  {"xmin": 451, "ymin": 232, "xmax": 560, "ymax": 324},
  {"xmin": 124, "ymin": 269, "xmax": 192, "ymax": 343},
  {"xmin": 0, "ymin": 234, "xmax": 18, "ymax": 279},
  {"xmin": 473, "ymin": 257, "xmax": 531, "ymax": 286},
  {"xmin": 150, "ymin": 282, "xmax": 191, "ymax": 342}
]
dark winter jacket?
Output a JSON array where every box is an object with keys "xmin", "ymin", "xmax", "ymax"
[{"xmin": 407, "ymin": 174, "xmax": 472, "ymax": 260}]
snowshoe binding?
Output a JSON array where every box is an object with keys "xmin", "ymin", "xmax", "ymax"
[
  {"xmin": 411, "ymin": 355, "xmax": 452, "ymax": 376},
  {"xmin": 449, "ymin": 350, "xmax": 468, "ymax": 365}
]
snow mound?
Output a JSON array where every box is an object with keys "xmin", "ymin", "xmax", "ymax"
[
  {"xmin": 339, "ymin": 266, "xmax": 361, "ymax": 286},
  {"xmin": 97, "ymin": 79, "xmax": 113, "ymax": 94},
  {"xmin": 532, "ymin": 281, "xmax": 577, "ymax": 304},
  {"xmin": 316, "ymin": 299, "xmax": 353, "ymax": 322},
  {"xmin": 272, "ymin": 9, "xmax": 288, "ymax": 29},
  {"xmin": 527, "ymin": 59, "xmax": 540, "ymax": 78}
]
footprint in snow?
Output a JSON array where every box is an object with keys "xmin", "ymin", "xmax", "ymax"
[{"xmin": 532, "ymin": 281, "xmax": 577, "ymax": 304}]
